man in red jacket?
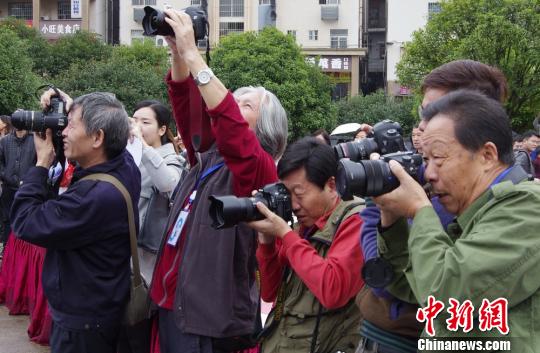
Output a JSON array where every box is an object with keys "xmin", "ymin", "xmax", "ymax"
[{"xmin": 247, "ymin": 137, "xmax": 365, "ymax": 353}]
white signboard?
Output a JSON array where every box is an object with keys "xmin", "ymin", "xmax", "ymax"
[{"xmin": 71, "ymin": 0, "xmax": 82, "ymax": 18}]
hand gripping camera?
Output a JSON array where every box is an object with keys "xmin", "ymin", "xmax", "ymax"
[
  {"xmin": 209, "ymin": 182, "xmax": 293, "ymax": 229},
  {"xmin": 142, "ymin": 6, "xmax": 208, "ymax": 40}
]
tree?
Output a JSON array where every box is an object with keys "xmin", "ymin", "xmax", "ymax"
[
  {"xmin": 0, "ymin": 26, "xmax": 42, "ymax": 115},
  {"xmin": 45, "ymin": 31, "xmax": 113, "ymax": 78},
  {"xmin": 0, "ymin": 18, "xmax": 51, "ymax": 78},
  {"xmin": 396, "ymin": 0, "xmax": 540, "ymax": 131},
  {"xmin": 210, "ymin": 27, "xmax": 336, "ymax": 141},
  {"xmin": 53, "ymin": 55, "xmax": 168, "ymax": 115},
  {"xmin": 335, "ymin": 90, "xmax": 417, "ymax": 134}
]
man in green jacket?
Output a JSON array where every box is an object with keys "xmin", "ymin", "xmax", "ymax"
[{"xmin": 374, "ymin": 89, "xmax": 540, "ymax": 352}]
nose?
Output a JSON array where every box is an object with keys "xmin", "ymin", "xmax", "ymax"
[
  {"xmin": 423, "ymin": 161, "xmax": 438, "ymax": 184},
  {"xmin": 61, "ymin": 125, "xmax": 68, "ymax": 137}
]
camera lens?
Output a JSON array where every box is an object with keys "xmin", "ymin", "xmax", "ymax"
[
  {"xmin": 11, "ymin": 110, "xmax": 44, "ymax": 131},
  {"xmin": 336, "ymin": 159, "xmax": 398, "ymax": 199},
  {"xmin": 334, "ymin": 138, "xmax": 378, "ymax": 162},
  {"xmin": 142, "ymin": 6, "xmax": 174, "ymax": 37},
  {"xmin": 208, "ymin": 196, "xmax": 262, "ymax": 229}
]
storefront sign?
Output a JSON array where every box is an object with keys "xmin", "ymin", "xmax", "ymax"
[
  {"xmin": 40, "ymin": 20, "xmax": 82, "ymax": 39},
  {"xmin": 306, "ymin": 55, "xmax": 352, "ymax": 72}
]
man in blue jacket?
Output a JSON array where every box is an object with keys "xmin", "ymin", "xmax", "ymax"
[{"xmin": 11, "ymin": 91, "xmax": 141, "ymax": 353}]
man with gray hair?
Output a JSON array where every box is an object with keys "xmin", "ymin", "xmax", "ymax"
[{"xmin": 11, "ymin": 90, "xmax": 141, "ymax": 353}]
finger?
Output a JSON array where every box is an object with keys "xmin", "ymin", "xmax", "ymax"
[
  {"xmin": 45, "ymin": 128, "xmax": 53, "ymax": 141},
  {"xmin": 388, "ymin": 160, "xmax": 411, "ymax": 181},
  {"xmin": 251, "ymin": 190, "xmax": 258, "ymax": 196},
  {"xmin": 255, "ymin": 202, "xmax": 274, "ymax": 218},
  {"xmin": 369, "ymin": 152, "xmax": 381, "ymax": 160},
  {"xmin": 164, "ymin": 9, "xmax": 183, "ymax": 26}
]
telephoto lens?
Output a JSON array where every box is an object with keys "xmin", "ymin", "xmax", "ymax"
[
  {"xmin": 336, "ymin": 151, "xmax": 423, "ymax": 199},
  {"xmin": 10, "ymin": 97, "xmax": 68, "ymax": 133},
  {"xmin": 142, "ymin": 6, "xmax": 208, "ymax": 39}
]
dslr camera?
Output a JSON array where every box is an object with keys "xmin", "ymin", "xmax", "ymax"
[
  {"xmin": 336, "ymin": 151, "xmax": 423, "ymax": 199},
  {"xmin": 142, "ymin": 6, "xmax": 207, "ymax": 39},
  {"xmin": 209, "ymin": 182, "xmax": 293, "ymax": 229},
  {"xmin": 333, "ymin": 120, "xmax": 405, "ymax": 161},
  {"xmin": 11, "ymin": 96, "xmax": 67, "ymax": 133}
]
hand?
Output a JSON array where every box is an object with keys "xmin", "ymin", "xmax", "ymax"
[
  {"xmin": 40, "ymin": 88, "xmax": 73, "ymax": 112},
  {"xmin": 372, "ymin": 160, "xmax": 431, "ymax": 226},
  {"xmin": 34, "ymin": 129, "xmax": 55, "ymax": 169},
  {"xmin": 163, "ymin": 9, "xmax": 199, "ymax": 62},
  {"xmin": 164, "ymin": 36, "xmax": 179, "ymax": 58},
  {"xmin": 246, "ymin": 202, "xmax": 292, "ymax": 239},
  {"xmin": 129, "ymin": 119, "xmax": 147, "ymax": 146}
]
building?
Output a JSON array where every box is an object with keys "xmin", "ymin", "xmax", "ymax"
[
  {"xmin": 385, "ymin": 0, "xmax": 440, "ymax": 96},
  {"xmin": 0, "ymin": 0, "xmax": 366, "ymax": 97},
  {"xmin": 0, "ymin": 0, "xmax": 109, "ymax": 41}
]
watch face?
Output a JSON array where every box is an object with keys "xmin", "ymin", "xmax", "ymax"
[{"xmin": 198, "ymin": 71, "xmax": 211, "ymax": 84}]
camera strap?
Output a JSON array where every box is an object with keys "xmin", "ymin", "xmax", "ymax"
[{"xmin": 167, "ymin": 161, "xmax": 224, "ymax": 247}]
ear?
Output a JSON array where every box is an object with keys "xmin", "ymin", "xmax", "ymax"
[
  {"xmin": 158, "ymin": 125, "xmax": 167, "ymax": 137},
  {"xmin": 325, "ymin": 176, "xmax": 337, "ymax": 193},
  {"xmin": 481, "ymin": 141, "xmax": 500, "ymax": 167},
  {"xmin": 92, "ymin": 129, "xmax": 105, "ymax": 149}
]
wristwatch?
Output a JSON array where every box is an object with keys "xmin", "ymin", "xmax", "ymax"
[{"xmin": 194, "ymin": 68, "xmax": 214, "ymax": 86}]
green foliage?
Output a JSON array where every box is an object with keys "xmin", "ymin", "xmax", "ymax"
[
  {"xmin": 211, "ymin": 27, "xmax": 336, "ymax": 141},
  {"xmin": 336, "ymin": 90, "xmax": 417, "ymax": 134},
  {"xmin": 0, "ymin": 26, "xmax": 42, "ymax": 114},
  {"xmin": 111, "ymin": 40, "xmax": 170, "ymax": 75},
  {"xmin": 44, "ymin": 31, "xmax": 113, "ymax": 78},
  {"xmin": 0, "ymin": 18, "xmax": 52, "ymax": 78},
  {"xmin": 396, "ymin": 0, "xmax": 540, "ymax": 132},
  {"xmin": 53, "ymin": 55, "xmax": 168, "ymax": 115}
]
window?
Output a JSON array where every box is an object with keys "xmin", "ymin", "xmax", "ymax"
[
  {"xmin": 219, "ymin": 22, "xmax": 244, "ymax": 37},
  {"xmin": 428, "ymin": 2, "xmax": 441, "ymax": 19},
  {"xmin": 287, "ymin": 30, "xmax": 296, "ymax": 40},
  {"xmin": 191, "ymin": 0, "xmax": 202, "ymax": 5},
  {"xmin": 8, "ymin": 2, "xmax": 32, "ymax": 20},
  {"xmin": 58, "ymin": 0, "xmax": 71, "ymax": 19},
  {"xmin": 309, "ymin": 30, "xmax": 318, "ymax": 40},
  {"xmin": 330, "ymin": 29, "xmax": 347, "ymax": 48},
  {"xmin": 220, "ymin": 0, "xmax": 244, "ymax": 17},
  {"xmin": 259, "ymin": 0, "xmax": 271, "ymax": 4},
  {"xmin": 319, "ymin": 0, "xmax": 340, "ymax": 4},
  {"xmin": 132, "ymin": 0, "xmax": 155, "ymax": 5}
]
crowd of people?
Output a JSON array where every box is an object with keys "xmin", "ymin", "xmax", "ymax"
[{"xmin": 0, "ymin": 9, "xmax": 540, "ymax": 353}]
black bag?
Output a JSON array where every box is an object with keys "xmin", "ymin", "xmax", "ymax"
[{"xmin": 138, "ymin": 188, "xmax": 170, "ymax": 253}]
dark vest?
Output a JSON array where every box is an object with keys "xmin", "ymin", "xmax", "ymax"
[
  {"xmin": 262, "ymin": 199, "xmax": 365, "ymax": 353},
  {"xmin": 164, "ymin": 145, "xmax": 259, "ymax": 338}
]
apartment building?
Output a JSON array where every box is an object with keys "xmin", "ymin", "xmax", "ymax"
[
  {"xmin": 385, "ymin": 0, "xmax": 440, "ymax": 96},
  {"xmin": 0, "ymin": 0, "xmax": 107, "ymax": 40}
]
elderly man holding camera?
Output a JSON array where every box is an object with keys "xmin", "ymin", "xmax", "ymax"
[
  {"xmin": 246, "ymin": 137, "xmax": 365, "ymax": 353},
  {"xmin": 373, "ymin": 90, "xmax": 540, "ymax": 351},
  {"xmin": 10, "ymin": 91, "xmax": 141, "ymax": 353}
]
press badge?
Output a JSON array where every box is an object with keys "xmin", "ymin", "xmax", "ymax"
[{"xmin": 167, "ymin": 190, "xmax": 196, "ymax": 246}]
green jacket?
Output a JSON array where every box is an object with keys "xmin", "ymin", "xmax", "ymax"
[
  {"xmin": 262, "ymin": 200, "xmax": 364, "ymax": 353},
  {"xmin": 378, "ymin": 180, "xmax": 540, "ymax": 352}
]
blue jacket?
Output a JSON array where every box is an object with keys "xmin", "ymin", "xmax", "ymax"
[{"xmin": 11, "ymin": 150, "xmax": 141, "ymax": 330}]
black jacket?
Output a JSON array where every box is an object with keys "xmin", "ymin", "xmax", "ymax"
[{"xmin": 11, "ymin": 150, "xmax": 141, "ymax": 330}]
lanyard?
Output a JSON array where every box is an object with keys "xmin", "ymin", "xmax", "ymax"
[{"xmin": 194, "ymin": 161, "xmax": 224, "ymax": 190}]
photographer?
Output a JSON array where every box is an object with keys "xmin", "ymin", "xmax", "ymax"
[
  {"xmin": 373, "ymin": 90, "xmax": 540, "ymax": 350},
  {"xmin": 148, "ymin": 9, "xmax": 288, "ymax": 353},
  {"xmin": 10, "ymin": 90, "xmax": 141, "ymax": 353},
  {"xmin": 247, "ymin": 137, "xmax": 365, "ymax": 353}
]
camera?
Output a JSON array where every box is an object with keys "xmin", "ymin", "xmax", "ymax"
[
  {"xmin": 142, "ymin": 6, "xmax": 208, "ymax": 39},
  {"xmin": 333, "ymin": 120, "xmax": 405, "ymax": 161},
  {"xmin": 11, "ymin": 96, "xmax": 67, "ymax": 133},
  {"xmin": 336, "ymin": 151, "xmax": 423, "ymax": 199},
  {"xmin": 209, "ymin": 182, "xmax": 293, "ymax": 229}
]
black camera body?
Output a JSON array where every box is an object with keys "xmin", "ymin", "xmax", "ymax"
[
  {"xmin": 11, "ymin": 97, "xmax": 68, "ymax": 133},
  {"xmin": 209, "ymin": 182, "xmax": 293, "ymax": 229},
  {"xmin": 142, "ymin": 6, "xmax": 208, "ymax": 39},
  {"xmin": 334, "ymin": 120, "xmax": 405, "ymax": 161},
  {"xmin": 336, "ymin": 151, "xmax": 423, "ymax": 199}
]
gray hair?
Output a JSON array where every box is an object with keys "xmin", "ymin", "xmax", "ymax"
[
  {"xmin": 233, "ymin": 86, "xmax": 288, "ymax": 160},
  {"xmin": 72, "ymin": 92, "xmax": 130, "ymax": 159}
]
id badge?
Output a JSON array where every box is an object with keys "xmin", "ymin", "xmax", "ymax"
[{"xmin": 167, "ymin": 210, "xmax": 189, "ymax": 246}]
